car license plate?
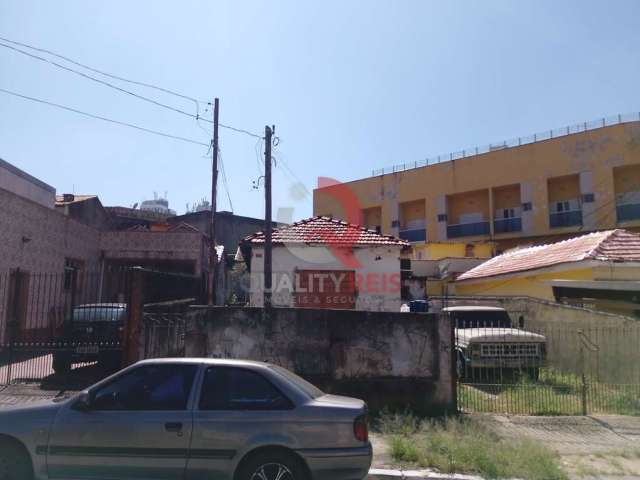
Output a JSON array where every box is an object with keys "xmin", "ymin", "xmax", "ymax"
[{"xmin": 75, "ymin": 345, "xmax": 99, "ymax": 354}]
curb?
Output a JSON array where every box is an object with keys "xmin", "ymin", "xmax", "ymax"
[{"xmin": 368, "ymin": 468, "xmax": 485, "ymax": 480}]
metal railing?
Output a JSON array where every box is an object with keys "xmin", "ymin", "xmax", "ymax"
[
  {"xmin": 447, "ymin": 221, "xmax": 490, "ymax": 238},
  {"xmin": 372, "ymin": 112, "xmax": 640, "ymax": 176},
  {"xmin": 550, "ymin": 210, "xmax": 583, "ymax": 228},
  {"xmin": 494, "ymin": 217, "xmax": 522, "ymax": 234},
  {"xmin": 399, "ymin": 228, "xmax": 427, "ymax": 243},
  {"xmin": 616, "ymin": 203, "xmax": 640, "ymax": 223}
]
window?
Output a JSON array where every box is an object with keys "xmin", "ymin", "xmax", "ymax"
[
  {"xmin": 199, "ymin": 367, "xmax": 293, "ymax": 411},
  {"xmin": 91, "ymin": 364, "xmax": 197, "ymax": 411}
]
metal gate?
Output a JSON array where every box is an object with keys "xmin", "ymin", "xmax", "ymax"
[
  {"xmin": 0, "ymin": 267, "xmax": 202, "ymax": 387},
  {"xmin": 453, "ymin": 307, "xmax": 640, "ymax": 415}
]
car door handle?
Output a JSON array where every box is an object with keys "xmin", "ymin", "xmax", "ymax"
[{"xmin": 165, "ymin": 422, "xmax": 183, "ymax": 433}]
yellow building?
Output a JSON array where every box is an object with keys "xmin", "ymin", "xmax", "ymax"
[
  {"xmin": 454, "ymin": 229, "xmax": 640, "ymax": 316},
  {"xmin": 314, "ymin": 114, "xmax": 640, "ymax": 254}
]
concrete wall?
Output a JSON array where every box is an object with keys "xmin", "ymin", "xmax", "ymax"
[
  {"xmin": 177, "ymin": 306, "xmax": 455, "ymax": 414},
  {"xmin": 100, "ymin": 231, "xmax": 207, "ymax": 275},
  {"xmin": 0, "ymin": 158, "xmax": 55, "ymax": 208},
  {"xmin": 248, "ymin": 245, "xmax": 403, "ymax": 312}
]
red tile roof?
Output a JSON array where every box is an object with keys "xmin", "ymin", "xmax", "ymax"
[
  {"xmin": 457, "ymin": 229, "xmax": 640, "ymax": 282},
  {"xmin": 243, "ymin": 216, "xmax": 409, "ymax": 247}
]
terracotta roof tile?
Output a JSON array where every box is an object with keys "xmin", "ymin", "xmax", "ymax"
[
  {"xmin": 242, "ymin": 216, "xmax": 409, "ymax": 247},
  {"xmin": 457, "ymin": 229, "xmax": 640, "ymax": 281}
]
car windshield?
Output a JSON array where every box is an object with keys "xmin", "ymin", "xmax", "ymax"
[
  {"xmin": 451, "ymin": 310, "xmax": 512, "ymax": 329},
  {"xmin": 72, "ymin": 306, "xmax": 126, "ymax": 323},
  {"xmin": 269, "ymin": 365, "xmax": 323, "ymax": 399}
]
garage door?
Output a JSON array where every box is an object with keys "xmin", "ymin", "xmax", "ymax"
[{"xmin": 294, "ymin": 270, "xmax": 356, "ymax": 309}]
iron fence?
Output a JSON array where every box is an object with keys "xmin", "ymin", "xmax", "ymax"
[
  {"xmin": 0, "ymin": 267, "xmax": 202, "ymax": 387},
  {"xmin": 372, "ymin": 112, "xmax": 640, "ymax": 176},
  {"xmin": 455, "ymin": 311, "xmax": 640, "ymax": 415}
]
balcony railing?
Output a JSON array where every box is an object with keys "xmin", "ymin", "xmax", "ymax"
[
  {"xmin": 447, "ymin": 221, "xmax": 490, "ymax": 238},
  {"xmin": 399, "ymin": 228, "xmax": 427, "ymax": 243},
  {"xmin": 494, "ymin": 217, "xmax": 522, "ymax": 234},
  {"xmin": 549, "ymin": 210, "xmax": 582, "ymax": 228},
  {"xmin": 617, "ymin": 203, "xmax": 640, "ymax": 222}
]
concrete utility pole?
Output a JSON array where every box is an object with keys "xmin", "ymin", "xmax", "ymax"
[
  {"xmin": 208, "ymin": 98, "xmax": 219, "ymax": 305},
  {"xmin": 264, "ymin": 125, "xmax": 273, "ymax": 308}
]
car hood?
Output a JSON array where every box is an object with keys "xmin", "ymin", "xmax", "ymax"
[
  {"xmin": 456, "ymin": 328, "xmax": 546, "ymax": 345},
  {"xmin": 0, "ymin": 398, "xmax": 62, "ymax": 436}
]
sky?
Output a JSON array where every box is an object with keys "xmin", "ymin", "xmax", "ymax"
[{"xmin": 1, "ymin": 1, "xmax": 639, "ymax": 223}]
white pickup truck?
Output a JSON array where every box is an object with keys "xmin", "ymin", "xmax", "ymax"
[{"xmin": 445, "ymin": 306, "xmax": 547, "ymax": 380}]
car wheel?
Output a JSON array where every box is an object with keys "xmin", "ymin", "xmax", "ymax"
[
  {"xmin": 0, "ymin": 440, "xmax": 32, "ymax": 480},
  {"xmin": 52, "ymin": 353, "xmax": 71, "ymax": 374},
  {"xmin": 237, "ymin": 450, "xmax": 307, "ymax": 480}
]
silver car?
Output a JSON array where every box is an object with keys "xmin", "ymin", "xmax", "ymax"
[{"xmin": 0, "ymin": 358, "xmax": 372, "ymax": 480}]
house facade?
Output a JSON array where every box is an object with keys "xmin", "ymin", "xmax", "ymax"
[{"xmin": 241, "ymin": 216, "xmax": 409, "ymax": 312}]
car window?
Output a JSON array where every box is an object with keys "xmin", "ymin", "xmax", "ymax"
[
  {"xmin": 269, "ymin": 365, "xmax": 323, "ymax": 399},
  {"xmin": 92, "ymin": 364, "xmax": 197, "ymax": 411},
  {"xmin": 199, "ymin": 367, "xmax": 293, "ymax": 411}
]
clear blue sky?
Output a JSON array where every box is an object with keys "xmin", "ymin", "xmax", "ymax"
[{"xmin": 1, "ymin": 1, "xmax": 639, "ymax": 222}]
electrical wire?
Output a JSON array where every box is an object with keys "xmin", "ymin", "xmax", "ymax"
[
  {"xmin": 0, "ymin": 87, "xmax": 209, "ymax": 147},
  {"xmin": 0, "ymin": 36, "xmax": 263, "ymax": 139},
  {"xmin": 0, "ymin": 35, "xmax": 202, "ymax": 109},
  {"xmin": 218, "ymin": 148, "xmax": 234, "ymax": 212},
  {"xmin": 0, "ymin": 41, "xmax": 205, "ymax": 121}
]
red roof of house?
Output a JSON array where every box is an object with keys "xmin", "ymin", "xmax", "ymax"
[
  {"xmin": 457, "ymin": 229, "xmax": 640, "ymax": 282},
  {"xmin": 243, "ymin": 216, "xmax": 409, "ymax": 247}
]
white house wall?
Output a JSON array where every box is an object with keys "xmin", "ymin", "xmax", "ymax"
[{"xmin": 249, "ymin": 245, "xmax": 403, "ymax": 312}]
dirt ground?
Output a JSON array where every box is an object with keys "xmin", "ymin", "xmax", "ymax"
[
  {"xmin": 373, "ymin": 413, "xmax": 640, "ymax": 479},
  {"xmin": 483, "ymin": 414, "xmax": 640, "ymax": 479}
]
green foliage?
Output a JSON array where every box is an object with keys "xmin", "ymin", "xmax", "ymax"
[{"xmin": 382, "ymin": 413, "xmax": 567, "ymax": 480}]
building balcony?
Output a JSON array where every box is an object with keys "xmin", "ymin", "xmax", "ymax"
[
  {"xmin": 447, "ymin": 221, "xmax": 490, "ymax": 238},
  {"xmin": 494, "ymin": 217, "xmax": 522, "ymax": 234},
  {"xmin": 617, "ymin": 203, "xmax": 640, "ymax": 223},
  {"xmin": 399, "ymin": 228, "xmax": 427, "ymax": 243},
  {"xmin": 549, "ymin": 210, "xmax": 582, "ymax": 228}
]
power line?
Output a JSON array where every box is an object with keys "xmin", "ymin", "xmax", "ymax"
[
  {"xmin": 0, "ymin": 35, "xmax": 202, "ymax": 109},
  {"xmin": 219, "ymin": 148, "xmax": 234, "ymax": 212},
  {"xmin": 0, "ymin": 87, "xmax": 209, "ymax": 147},
  {"xmin": 0, "ymin": 35, "xmax": 264, "ymax": 139},
  {"xmin": 0, "ymin": 41, "xmax": 202, "ymax": 121}
]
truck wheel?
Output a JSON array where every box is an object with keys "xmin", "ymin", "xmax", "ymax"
[{"xmin": 52, "ymin": 353, "xmax": 71, "ymax": 374}]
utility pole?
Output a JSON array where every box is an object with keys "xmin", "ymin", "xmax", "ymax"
[
  {"xmin": 264, "ymin": 125, "xmax": 273, "ymax": 308},
  {"xmin": 208, "ymin": 98, "xmax": 219, "ymax": 305}
]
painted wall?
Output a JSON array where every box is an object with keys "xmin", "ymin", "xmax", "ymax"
[
  {"xmin": 177, "ymin": 306, "xmax": 455, "ymax": 414},
  {"xmin": 248, "ymin": 244, "xmax": 403, "ymax": 312},
  {"xmin": 412, "ymin": 242, "xmax": 494, "ymax": 260},
  {"xmin": 314, "ymin": 121, "xmax": 640, "ymax": 247},
  {"xmin": 453, "ymin": 266, "xmax": 594, "ymax": 300}
]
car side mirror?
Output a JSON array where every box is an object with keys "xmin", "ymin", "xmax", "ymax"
[{"xmin": 73, "ymin": 391, "xmax": 92, "ymax": 412}]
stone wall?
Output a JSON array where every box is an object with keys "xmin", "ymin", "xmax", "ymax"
[{"xmin": 175, "ymin": 306, "xmax": 455, "ymax": 414}]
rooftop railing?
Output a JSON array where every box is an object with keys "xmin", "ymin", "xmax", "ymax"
[{"xmin": 372, "ymin": 112, "xmax": 640, "ymax": 177}]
